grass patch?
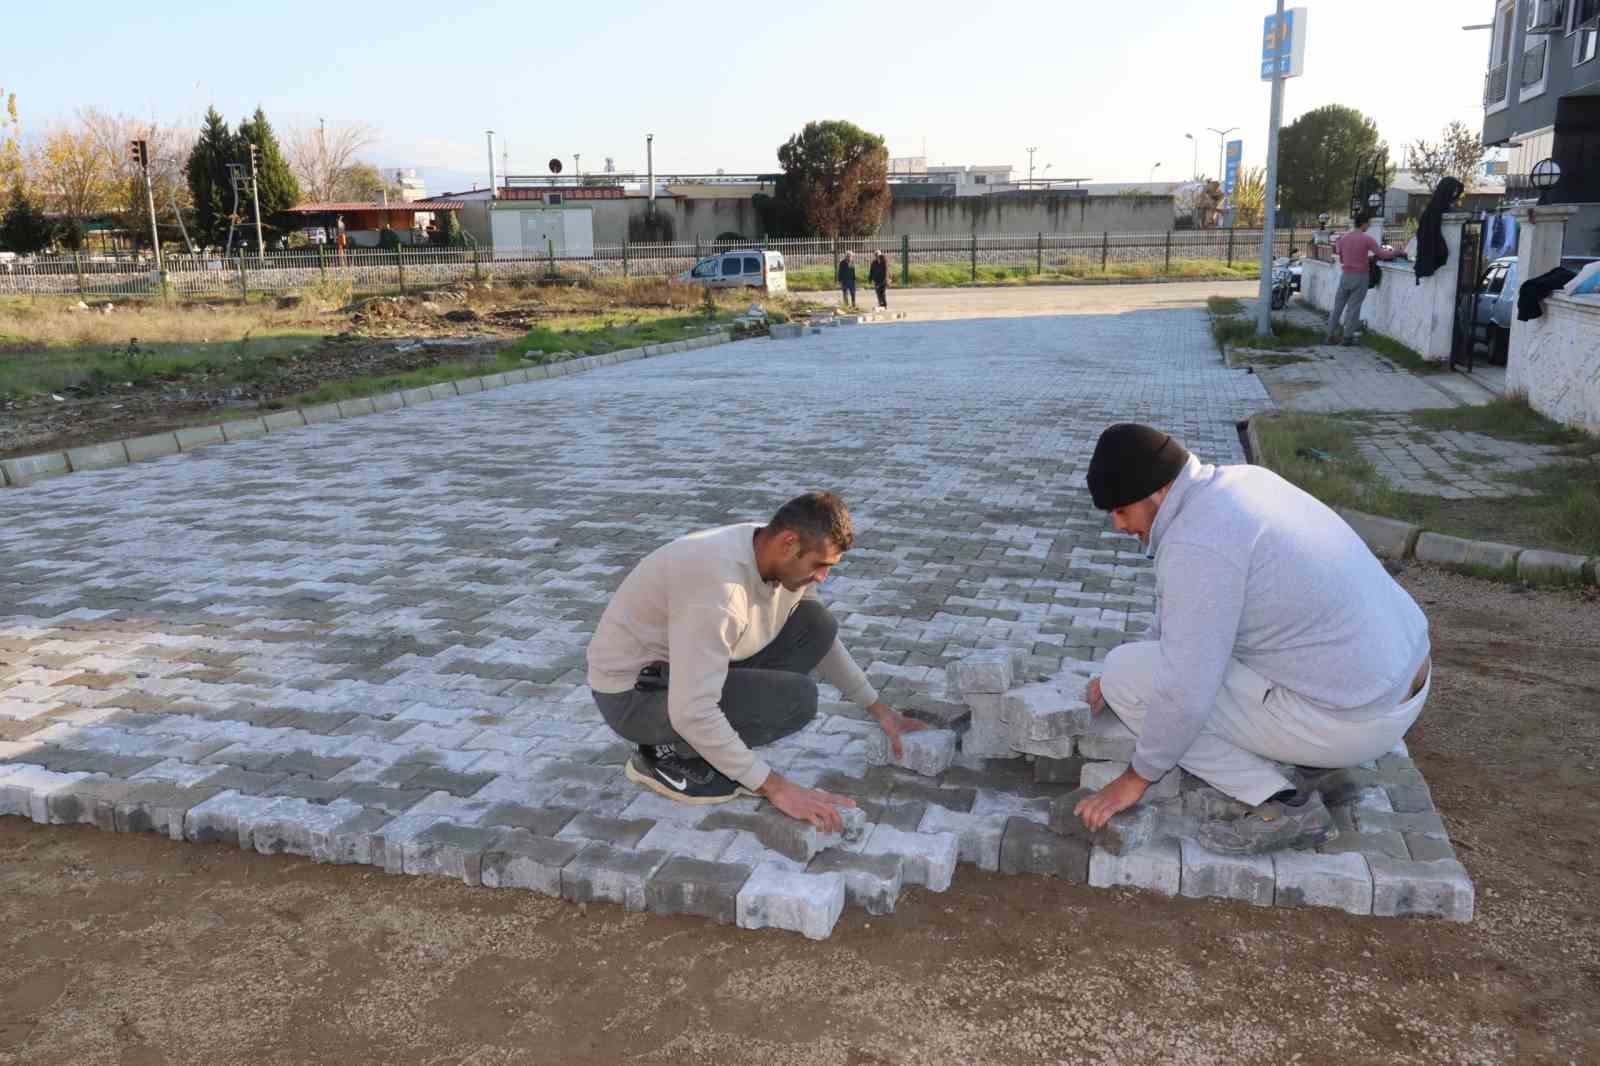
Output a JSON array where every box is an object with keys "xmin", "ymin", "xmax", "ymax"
[
  {"xmin": 504, "ymin": 310, "xmax": 734, "ymax": 359},
  {"xmin": 1254, "ymin": 410, "xmax": 1600, "ymax": 557},
  {"xmin": 270, "ymin": 351, "xmax": 529, "ymax": 408},
  {"xmin": 0, "ymin": 332, "xmax": 321, "ymax": 399},
  {"xmin": 1361, "ymin": 331, "xmax": 1447, "ymax": 373},
  {"xmin": 1211, "ymin": 314, "xmax": 1323, "ymax": 352},
  {"xmin": 786, "ymin": 257, "xmax": 1259, "ymax": 291},
  {"xmin": 1207, "ymin": 296, "xmax": 1245, "ymax": 316},
  {"xmin": 1412, "ymin": 393, "xmax": 1600, "ymax": 451}
]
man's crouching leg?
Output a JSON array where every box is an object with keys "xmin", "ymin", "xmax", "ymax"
[{"xmin": 1099, "ymin": 642, "xmax": 1336, "ymax": 855}]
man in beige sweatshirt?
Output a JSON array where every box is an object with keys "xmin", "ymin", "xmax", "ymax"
[{"xmin": 587, "ymin": 491, "xmax": 925, "ymax": 831}]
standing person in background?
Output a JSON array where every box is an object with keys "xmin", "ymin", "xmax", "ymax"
[
  {"xmin": 836, "ymin": 251, "xmax": 858, "ymax": 310},
  {"xmin": 1325, "ymin": 212, "xmax": 1398, "ymax": 346},
  {"xmin": 868, "ymin": 250, "xmax": 889, "ymax": 309}
]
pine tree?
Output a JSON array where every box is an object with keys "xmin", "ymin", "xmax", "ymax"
[
  {"xmin": 236, "ymin": 107, "xmax": 300, "ymax": 224},
  {"xmin": 0, "ymin": 184, "xmax": 54, "ymax": 254},
  {"xmin": 185, "ymin": 107, "xmax": 235, "ymax": 247}
]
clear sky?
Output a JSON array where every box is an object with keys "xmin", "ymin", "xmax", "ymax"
[{"xmin": 6, "ymin": 0, "xmax": 1492, "ymax": 190}]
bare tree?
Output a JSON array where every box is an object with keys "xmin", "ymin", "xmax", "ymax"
[
  {"xmin": 286, "ymin": 120, "xmax": 377, "ymax": 201},
  {"xmin": 1406, "ymin": 120, "xmax": 1487, "ymax": 193},
  {"xmin": 77, "ymin": 107, "xmax": 197, "ymax": 249}
]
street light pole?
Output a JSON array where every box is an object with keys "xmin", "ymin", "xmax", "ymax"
[
  {"xmin": 1027, "ymin": 146, "xmax": 1038, "ymax": 185},
  {"xmin": 1256, "ymin": 0, "xmax": 1287, "ymax": 338},
  {"xmin": 1149, "ymin": 162, "xmax": 1162, "ymax": 192},
  {"xmin": 1185, "ymin": 132, "xmax": 1198, "ymax": 179},
  {"xmin": 1207, "ymin": 125, "xmax": 1238, "ymax": 184}
]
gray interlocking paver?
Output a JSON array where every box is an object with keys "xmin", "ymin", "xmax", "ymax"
[{"xmin": 0, "ymin": 304, "xmax": 1474, "ymax": 930}]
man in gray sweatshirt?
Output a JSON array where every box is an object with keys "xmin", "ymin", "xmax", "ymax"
[{"xmin": 1072, "ymin": 424, "xmax": 1432, "ymax": 853}]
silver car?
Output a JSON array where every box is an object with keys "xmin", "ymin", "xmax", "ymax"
[
  {"xmin": 679, "ymin": 249, "xmax": 787, "ymax": 293},
  {"xmin": 1465, "ymin": 256, "xmax": 1517, "ymax": 365}
]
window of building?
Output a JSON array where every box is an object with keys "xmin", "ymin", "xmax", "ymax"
[
  {"xmin": 974, "ymin": 175, "xmax": 987, "ymax": 184},
  {"xmin": 1574, "ymin": 0, "xmax": 1600, "ymax": 64}
]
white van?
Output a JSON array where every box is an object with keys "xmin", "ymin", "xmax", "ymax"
[{"xmin": 679, "ymin": 249, "xmax": 787, "ymax": 293}]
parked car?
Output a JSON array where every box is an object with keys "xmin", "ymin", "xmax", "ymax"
[
  {"xmin": 679, "ymin": 249, "xmax": 787, "ymax": 293},
  {"xmin": 1461, "ymin": 255, "xmax": 1517, "ymax": 366}
]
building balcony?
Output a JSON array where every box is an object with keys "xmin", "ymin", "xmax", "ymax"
[{"xmin": 1485, "ymin": 61, "xmax": 1510, "ymax": 105}]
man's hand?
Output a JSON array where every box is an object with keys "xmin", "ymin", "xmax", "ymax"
[
  {"xmin": 760, "ymin": 772, "xmax": 856, "ymax": 834},
  {"xmin": 1073, "ymin": 768, "xmax": 1150, "ymax": 832},
  {"xmin": 868, "ymin": 700, "xmax": 928, "ymax": 760},
  {"xmin": 1084, "ymin": 676, "xmax": 1106, "ymax": 714}
]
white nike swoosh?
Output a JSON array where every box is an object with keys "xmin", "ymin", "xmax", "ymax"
[{"xmin": 656, "ymin": 770, "xmax": 687, "ymax": 790}]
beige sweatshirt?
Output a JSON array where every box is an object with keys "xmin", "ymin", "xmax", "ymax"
[{"xmin": 586, "ymin": 523, "xmax": 878, "ymax": 789}]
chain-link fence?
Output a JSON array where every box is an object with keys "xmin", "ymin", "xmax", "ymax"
[{"xmin": 0, "ymin": 229, "xmax": 1301, "ymax": 300}]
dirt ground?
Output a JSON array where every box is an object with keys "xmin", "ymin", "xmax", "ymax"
[
  {"xmin": 0, "ymin": 281, "xmax": 751, "ymax": 460},
  {"xmin": 1, "ymin": 564, "xmax": 1595, "ymax": 1066}
]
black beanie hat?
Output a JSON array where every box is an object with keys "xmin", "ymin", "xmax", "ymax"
[{"xmin": 1087, "ymin": 424, "xmax": 1190, "ymax": 510}]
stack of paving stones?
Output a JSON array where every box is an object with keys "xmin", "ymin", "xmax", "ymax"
[{"xmin": 937, "ymin": 649, "xmax": 1473, "ymax": 921}]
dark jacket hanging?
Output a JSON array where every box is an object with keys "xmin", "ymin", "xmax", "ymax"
[
  {"xmin": 1517, "ymin": 267, "xmax": 1576, "ymax": 321},
  {"xmin": 1413, "ymin": 177, "xmax": 1464, "ymax": 283}
]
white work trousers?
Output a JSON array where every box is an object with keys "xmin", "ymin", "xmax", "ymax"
[{"xmin": 1099, "ymin": 641, "xmax": 1430, "ymax": 806}]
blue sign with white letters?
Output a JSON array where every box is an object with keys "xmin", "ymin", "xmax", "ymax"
[{"xmin": 1224, "ymin": 140, "xmax": 1243, "ymax": 197}]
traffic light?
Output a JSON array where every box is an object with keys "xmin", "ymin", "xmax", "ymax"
[
  {"xmin": 248, "ymin": 142, "xmax": 259, "ymax": 170},
  {"xmin": 127, "ymin": 139, "xmax": 148, "ymax": 168}
]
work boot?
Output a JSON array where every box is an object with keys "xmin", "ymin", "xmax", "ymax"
[
  {"xmin": 1196, "ymin": 790, "xmax": 1337, "ymax": 855},
  {"xmin": 624, "ymin": 745, "xmax": 750, "ymax": 805}
]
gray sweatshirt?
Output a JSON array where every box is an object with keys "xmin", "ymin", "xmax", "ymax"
[{"xmin": 1130, "ymin": 456, "xmax": 1431, "ymax": 782}]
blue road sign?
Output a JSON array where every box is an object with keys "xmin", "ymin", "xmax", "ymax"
[{"xmin": 1224, "ymin": 140, "xmax": 1243, "ymax": 197}]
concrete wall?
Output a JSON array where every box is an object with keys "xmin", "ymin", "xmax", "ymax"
[
  {"xmin": 1299, "ymin": 217, "xmax": 1462, "ymax": 362},
  {"xmin": 874, "ymin": 193, "xmax": 1172, "ymax": 237},
  {"xmin": 1507, "ymin": 293, "xmax": 1600, "ymax": 433}
]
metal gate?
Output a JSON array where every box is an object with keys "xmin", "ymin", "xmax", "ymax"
[{"xmin": 1450, "ymin": 218, "xmax": 1486, "ymax": 372}]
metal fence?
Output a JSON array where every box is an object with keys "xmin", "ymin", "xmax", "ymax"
[{"xmin": 0, "ymin": 229, "xmax": 1298, "ymax": 300}]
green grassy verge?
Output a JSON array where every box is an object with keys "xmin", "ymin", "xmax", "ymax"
[
  {"xmin": 1254, "ymin": 410, "xmax": 1600, "ymax": 558},
  {"xmin": 1210, "ymin": 313, "xmax": 1323, "ymax": 352},
  {"xmin": 786, "ymin": 257, "xmax": 1260, "ymax": 291},
  {"xmin": 1361, "ymin": 332, "xmax": 1447, "ymax": 373},
  {"xmin": 504, "ymin": 311, "xmax": 735, "ymax": 359}
]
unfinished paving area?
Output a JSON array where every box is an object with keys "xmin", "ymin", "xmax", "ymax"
[{"xmin": 0, "ymin": 298, "xmax": 1468, "ymax": 937}]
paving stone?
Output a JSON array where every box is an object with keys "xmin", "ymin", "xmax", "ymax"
[
  {"xmin": 403, "ymin": 823, "xmax": 503, "ymax": 884},
  {"xmin": 720, "ymin": 831, "xmax": 807, "ymax": 872},
  {"xmin": 1033, "ymin": 756, "xmax": 1084, "ymax": 786},
  {"xmin": 877, "ymin": 775, "xmax": 976, "ymax": 813},
  {"xmin": 1385, "ymin": 781, "xmax": 1435, "ymax": 813},
  {"xmin": 1272, "ymin": 850, "xmax": 1373, "ymax": 915},
  {"xmin": 196, "ymin": 767, "xmax": 286, "ymax": 794},
  {"xmin": 0, "ymin": 765, "xmax": 95, "ymax": 823},
  {"xmin": 1403, "ymin": 833, "xmax": 1457, "ymax": 862},
  {"xmin": 1367, "ymin": 857, "xmax": 1475, "ymax": 921},
  {"xmin": 402, "ymin": 766, "xmax": 496, "ymax": 797},
  {"xmin": 1004, "ymin": 684, "xmax": 1091, "ymax": 742},
  {"xmin": 265, "ymin": 751, "xmax": 359, "ymax": 780},
  {"xmin": 1179, "ymin": 839, "xmax": 1275, "ymax": 907},
  {"xmin": 557, "ymin": 812, "xmax": 656, "ymax": 849},
  {"xmin": 859, "ymin": 825, "xmax": 959, "ymax": 892},
  {"xmin": 265, "ymin": 776, "xmax": 353, "ymax": 805},
  {"xmin": 946, "ymin": 650, "xmax": 1014, "ymax": 696},
  {"xmin": 1318, "ymin": 829, "xmax": 1409, "ymax": 861},
  {"xmin": 1352, "ymin": 808, "xmax": 1449, "ymax": 839},
  {"xmin": 735, "ymin": 864, "xmax": 846, "ymax": 940},
  {"xmin": 918, "ymin": 804, "xmax": 1008, "ymax": 870},
  {"xmin": 249, "ymin": 799, "xmax": 355, "ymax": 857},
  {"xmin": 481, "ymin": 830, "xmax": 581, "ymax": 895},
  {"xmin": 45, "ymin": 775, "xmax": 139, "ymax": 829},
  {"xmin": 998, "ymin": 816, "xmax": 1091, "ymax": 881},
  {"xmin": 308, "ymin": 806, "xmax": 393, "ymax": 865},
  {"xmin": 617, "ymin": 790, "xmax": 715, "ymax": 826},
  {"xmin": 339, "ymin": 784, "xmax": 431, "ymax": 813},
  {"xmin": 561, "ymin": 842, "xmax": 670, "ymax": 911},
  {"xmin": 1012, "ymin": 734, "xmax": 1075, "ymax": 759},
  {"xmin": 114, "ymin": 783, "xmax": 220, "ymax": 839},
  {"xmin": 1079, "ymin": 760, "xmax": 1179, "ymax": 801},
  {"xmin": 699, "ymin": 808, "xmax": 831, "ymax": 862},
  {"xmin": 646, "ymin": 856, "xmax": 752, "ymax": 924},
  {"xmin": 635, "ymin": 821, "xmax": 736, "ymax": 862},
  {"xmin": 862, "ymin": 727, "xmax": 957, "ymax": 777},
  {"xmin": 480, "ymin": 802, "xmax": 577, "ymax": 837},
  {"xmin": 1089, "ymin": 838, "xmax": 1182, "ymax": 896},
  {"xmin": 1076, "ymin": 712, "xmax": 1137, "ymax": 761},
  {"xmin": 1181, "ymin": 786, "xmax": 1251, "ymax": 820},
  {"xmin": 806, "ymin": 849, "xmax": 903, "ymax": 915},
  {"xmin": 184, "ymin": 790, "xmax": 283, "ymax": 847}
]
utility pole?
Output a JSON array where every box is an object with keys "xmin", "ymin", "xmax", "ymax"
[
  {"xmin": 248, "ymin": 143, "xmax": 265, "ymax": 261},
  {"xmin": 1256, "ymin": 0, "xmax": 1287, "ymax": 337},
  {"xmin": 574, "ymin": 153, "xmax": 581, "ymax": 181},
  {"xmin": 1208, "ymin": 125, "xmax": 1238, "ymax": 184},
  {"xmin": 1027, "ymin": 146, "xmax": 1038, "ymax": 185}
]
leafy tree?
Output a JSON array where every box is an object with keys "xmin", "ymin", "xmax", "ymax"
[
  {"xmin": 1406, "ymin": 120, "xmax": 1486, "ymax": 193},
  {"xmin": 774, "ymin": 120, "xmax": 890, "ymax": 238},
  {"xmin": 331, "ymin": 161, "xmax": 402, "ymax": 202},
  {"xmin": 0, "ymin": 185, "xmax": 54, "ymax": 253},
  {"xmin": 185, "ymin": 107, "xmax": 235, "ymax": 246},
  {"xmin": 1276, "ymin": 104, "xmax": 1388, "ymax": 218},
  {"xmin": 236, "ymin": 107, "xmax": 300, "ymax": 219},
  {"xmin": 33, "ymin": 126, "xmax": 115, "ymax": 241},
  {"xmin": 0, "ymin": 88, "xmax": 21, "ymax": 214},
  {"xmin": 433, "ymin": 210, "xmax": 462, "ymax": 246}
]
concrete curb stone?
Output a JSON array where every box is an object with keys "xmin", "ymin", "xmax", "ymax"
[
  {"xmin": 1516, "ymin": 548, "xmax": 1590, "ymax": 583},
  {"xmin": 175, "ymin": 425, "xmax": 226, "ymax": 450},
  {"xmin": 1336, "ymin": 508, "xmax": 1423, "ymax": 560},
  {"xmin": 66, "ymin": 441, "xmax": 129, "ymax": 471},
  {"xmin": 399, "ymin": 386, "xmax": 435, "ymax": 407},
  {"xmin": 124, "ymin": 433, "xmax": 181, "ymax": 463},
  {"xmin": 370, "ymin": 391, "xmax": 405, "ymax": 413},
  {"xmin": 1415, "ymin": 532, "xmax": 1522, "ymax": 572},
  {"xmin": 337, "ymin": 397, "xmax": 377, "ymax": 418},
  {"xmin": 262, "ymin": 410, "xmax": 307, "ymax": 431},
  {"xmin": 300, "ymin": 402, "xmax": 342, "ymax": 425},
  {"xmin": 222, "ymin": 417, "xmax": 268, "ymax": 441},
  {"xmin": 0, "ymin": 451, "xmax": 70, "ymax": 486}
]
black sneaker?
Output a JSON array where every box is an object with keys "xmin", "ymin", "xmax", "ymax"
[{"xmin": 624, "ymin": 745, "xmax": 749, "ymax": 805}]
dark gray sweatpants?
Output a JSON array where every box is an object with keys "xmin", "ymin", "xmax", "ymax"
[{"xmin": 591, "ymin": 599, "xmax": 837, "ymax": 758}]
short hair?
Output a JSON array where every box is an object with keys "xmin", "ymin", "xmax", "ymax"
[
  {"xmin": 768, "ymin": 491, "xmax": 854, "ymax": 553},
  {"xmin": 1355, "ymin": 210, "xmax": 1373, "ymax": 227}
]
